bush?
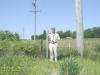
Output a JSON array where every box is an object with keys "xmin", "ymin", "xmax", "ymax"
[
  {"xmin": 0, "ymin": 41, "xmax": 43, "ymax": 58},
  {"xmin": 12, "ymin": 41, "xmax": 41, "ymax": 57},
  {"xmin": 83, "ymin": 50, "xmax": 100, "ymax": 61},
  {"xmin": 95, "ymin": 44, "xmax": 100, "ymax": 53},
  {"xmin": 0, "ymin": 41, "xmax": 11, "ymax": 56},
  {"xmin": 59, "ymin": 57, "xmax": 80, "ymax": 75},
  {"xmin": 58, "ymin": 48, "xmax": 79, "ymax": 60},
  {"xmin": 24, "ymin": 43, "xmax": 40, "ymax": 57}
]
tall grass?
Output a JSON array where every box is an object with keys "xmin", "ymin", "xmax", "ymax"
[
  {"xmin": 0, "ymin": 38, "xmax": 100, "ymax": 75},
  {"xmin": 59, "ymin": 57, "xmax": 80, "ymax": 75},
  {"xmin": 0, "ymin": 55, "xmax": 59, "ymax": 75}
]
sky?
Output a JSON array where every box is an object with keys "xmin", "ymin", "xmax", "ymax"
[{"xmin": 0, "ymin": 0, "xmax": 100, "ymax": 39}]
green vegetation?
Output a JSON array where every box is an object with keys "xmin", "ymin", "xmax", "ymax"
[
  {"xmin": 0, "ymin": 40, "xmax": 44, "ymax": 57},
  {"xmin": 32, "ymin": 27, "xmax": 100, "ymax": 40},
  {"xmin": 0, "ymin": 55, "xmax": 59, "ymax": 75},
  {"xmin": 0, "ymin": 30, "xmax": 20, "ymax": 41},
  {"xmin": 0, "ymin": 38, "xmax": 100, "ymax": 75},
  {"xmin": 84, "ymin": 27, "xmax": 100, "ymax": 38},
  {"xmin": 0, "ymin": 56, "xmax": 100, "ymax": 75},
  {"xmin": 59, "ymin": 57, "xmax": 80, "ymax": 75}
]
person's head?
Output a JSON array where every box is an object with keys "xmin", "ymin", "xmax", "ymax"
[{"xmin": 51, "ymin": 27, "xmax": 55, "ymax": 33}]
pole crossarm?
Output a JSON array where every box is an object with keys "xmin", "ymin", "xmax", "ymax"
[{"xmin": 30, "ymin": 11, "xmax": 41, "ymax": 13}]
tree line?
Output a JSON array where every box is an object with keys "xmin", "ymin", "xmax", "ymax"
[
  {"xmin": 0, "ymin": 26, "xmax": 99, "ymax": 41},
  {"xmin": 31, "ymin": 27, "xmax": 100, "ymax": 40},
  {"xmin": 0, "ymin": 30, "xmax": 20, "ymax": 41}
]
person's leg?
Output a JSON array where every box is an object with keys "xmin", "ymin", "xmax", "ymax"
[
  {"xmin": 54, "ymin": 44, "xmax": 57, "ymax": 62},
  {"xmin": 49, "ymin": 44, "xmax": 53, "ymax": 61}
]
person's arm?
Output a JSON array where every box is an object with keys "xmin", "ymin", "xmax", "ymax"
[{"xmin": 57, "ymin": 40, "xmax": 60, "ymax": 48}]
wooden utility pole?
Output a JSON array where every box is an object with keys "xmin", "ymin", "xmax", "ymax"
[
  {"xmin": 33, "ymin": 0, "xmax": 36, "ymax": 40},
  {"xmin": 32, "ymin": 0, "xmax": 40, "ymax": 40},
  {"xmin": 46, "ymin": 28, "xmax": 48, "ymax": 59},
  {"xmin": 76, "ymin": 0, "xmax": 84, "ymax": 56}
]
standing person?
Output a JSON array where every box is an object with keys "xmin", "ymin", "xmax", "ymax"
[{"xmin": 48, "ymin": 27, "xmax": 60, "ymax": 62}]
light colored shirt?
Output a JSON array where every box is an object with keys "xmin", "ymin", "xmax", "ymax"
[{"xmin": 48, "ymin": 32, "xmax": 60, "ymax": 42}]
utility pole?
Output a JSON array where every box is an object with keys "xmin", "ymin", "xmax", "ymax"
[
  {"xmin": 46, "ymin": 28, "xmax": 48, "ymax": 59},
  {"xmin": 76, "ymin": 0, "xmax": 84, "ymax": 56},
  {"xmin": 31, "ymin": 0, "xmax": 40, "ymax": 40},
  {"xmin": 23, "ymin": 27, "xmax": 24, "ymax": 40},
  {"xmin": 33, "ymin": 0, "xmax": 36, "ymax": 41}
]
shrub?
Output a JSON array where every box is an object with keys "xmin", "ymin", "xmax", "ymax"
[
  {"xmin": 58, "ymin": 48, "xmax": 79, "ymax": 60},
  {"xmin": 59, "ymin": 57, "xmax": 80, "ymax": 75},
  {"xmin": 95, "ymin": 44, "xmax": 100, "ymax": 53},
  {"xmin": 0, "ymin": 41, "xmax": 43, "ymax": 58},
  {"xmin": 0, "ymin": 41, "xmax": 11, "ymax": 56},
  {"xmin": 24, "ymin": 43, "xmax": 40, "ymax": 57}
]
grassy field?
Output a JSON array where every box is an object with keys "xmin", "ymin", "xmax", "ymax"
[{"xmin": 0, "ymin": 38, "xmax": 100, "ymax": 75}]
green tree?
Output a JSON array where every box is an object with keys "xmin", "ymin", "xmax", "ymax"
[
  {"xmin": 31, "ymin": 35, "xmax": 38, "ymax": 40},
  {"xmin": 0, "ymin": 30, "xmax": 20, "ymax": 41},
  {"xmin": 64, "ymin": 30, "xmax": 72, "ymax": 38},
  {"xmin": 43, "ymin": 30, "xmax": 46, "ymax": 39},
  {"xmin": 72, "ymin": 32, "xmax": 76, "ymax": 38},
  {"xmin": 0, "ymin": 30, "xmax": 6, "ymax": 40},
  {"xmin": 57, "ymin": 31, "xmax": 64, "ymax": 38},
  {"xmin": 14, "ymin": 32, "xmax": 20, "ymax": 41}
]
